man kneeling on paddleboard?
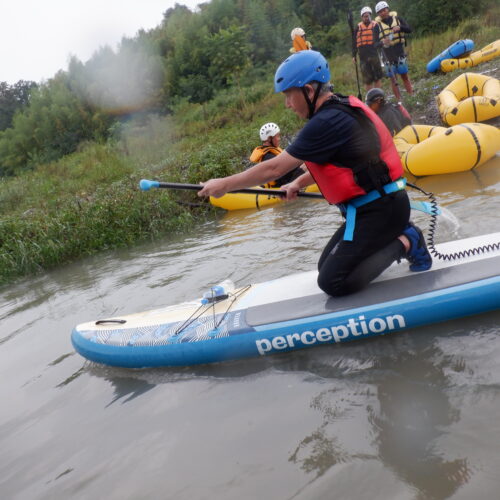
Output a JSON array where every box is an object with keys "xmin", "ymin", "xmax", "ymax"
[{"xmin": 198, "ymin": 50, "xmax": 432, "ymax": 297}]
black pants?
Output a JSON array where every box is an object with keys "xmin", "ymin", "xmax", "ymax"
[
  {"xmin": 360, "ymin": 55, "xmax": 383, "ymax": 85},
  {"xmin": 317, "ymin": 190, "xmax": 410, "ymax": 297},
  {"xmin": 382, "ymin": 44, "xmax": 406, "ymax": 65}
]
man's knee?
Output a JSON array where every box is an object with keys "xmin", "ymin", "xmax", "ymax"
[{"xmin": 317, "ymin": 272, "xmax": 352, "ymax": 297}]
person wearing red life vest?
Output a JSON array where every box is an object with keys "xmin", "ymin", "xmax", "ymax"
[
  {"xmin": 352, "ymin": 6, "xmax": 383, "ymax": 91},
  {"xmin": 198, "ymin": 51, "xmax": 431, "ymax": 297}
]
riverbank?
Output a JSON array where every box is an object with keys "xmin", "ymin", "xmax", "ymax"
[{"xmin": 0, "ymin": 20, "xmax": 498, "ymax": 284}]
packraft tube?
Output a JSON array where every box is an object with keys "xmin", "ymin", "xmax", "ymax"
[
  {"xmin": 393, "ymin": 123, "xmax": 500, "ymax": 176},
  {"xmin": 426, "ymin": 39, "xmax": 474, "ymax": 73},
  {"xmin": 440, "ymin": 39, "xmax": 500, "ymax": 72},
  {"xmin": 210, "ymin": 184, "xmax": 319, "ymax": 211},
  {"xmin": 436, "ymin": 73, "xmax": 500, "ymax": 126}
]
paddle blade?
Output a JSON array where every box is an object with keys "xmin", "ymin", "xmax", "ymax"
[
  {"xmin": 140, "ymin": 179, "xmax": 160, "ymax": 191},
  {"xmin": 410, "ymin": 200, "xmax": 441, "ymax": 215}
]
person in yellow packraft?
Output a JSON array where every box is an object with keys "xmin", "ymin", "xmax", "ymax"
[
  {"xmin": 249, "ymin": 122, "xmax": 306, "ymax": 187},
  {"xmin": 290, "ymin": 27, "xmax": 312, "ymax": 53}
]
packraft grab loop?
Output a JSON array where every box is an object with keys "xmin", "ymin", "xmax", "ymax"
[{"xmin": 95, "ymin": 319, "xmax": 127, "ymax": 325}]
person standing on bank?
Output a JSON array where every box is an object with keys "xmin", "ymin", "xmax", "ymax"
[
  {"xmin": 352, "ymin": 6, "xmax": 383, "ymax": 91},
  {"xmin": 248, "ymin": 122, "xmax": 305, "ymax": 187},
  {"xmin": 198, "ymin": 50, "xmax": 432, "ymax": 297},
  {"xmin": 375, "ymin": 1, "xmax": 413, "ymax": 99}
]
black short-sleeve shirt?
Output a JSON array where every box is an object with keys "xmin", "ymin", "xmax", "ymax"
[
  {"xmin": 378, "ymin": 103, "xmax": 411, "ymax": 136},
  {"xmin": 286, "ymin": 98, "xmax": 378, "ymax": 168}
]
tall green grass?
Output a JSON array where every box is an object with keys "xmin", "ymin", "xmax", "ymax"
[{"xmin": 0, "ymin": 177, "xmax": 197, "ymax": 282}]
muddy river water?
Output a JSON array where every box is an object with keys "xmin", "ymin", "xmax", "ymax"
[{"xmin": 1, "ymin": 156, "xmax": 499, "ymax": 500}]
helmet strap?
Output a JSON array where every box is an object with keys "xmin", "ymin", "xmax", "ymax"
[{"xmin": 302, "ymin": 83, "xmax": 323, "ymax": 119}]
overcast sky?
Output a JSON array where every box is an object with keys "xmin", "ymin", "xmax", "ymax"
[{"xmin": 0, "ymin": 0, "xmax": 202, "ymax": 84}]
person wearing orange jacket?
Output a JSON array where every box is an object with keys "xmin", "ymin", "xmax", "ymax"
[
  {"xmin": 290, "ymin": 27, "xmax": 312, "ymax": 53},
  {"xmin": 352, "ymin": 7, "xmax": 383, "ymax": 91}
]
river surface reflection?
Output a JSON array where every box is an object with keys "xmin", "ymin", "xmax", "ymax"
[{"xmin": 1, "ymin": 155, "xmax": 499, "ymax": 499}]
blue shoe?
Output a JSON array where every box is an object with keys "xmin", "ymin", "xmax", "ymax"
[{"xmin": 403, "ymin": 222, "xmax": 432, "ymax": 272}]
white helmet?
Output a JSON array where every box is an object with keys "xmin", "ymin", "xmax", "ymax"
[
  {"xmin": 375, "ymin": 1, "xmax": 389, "ymax": 13},
  {"xmin": 360, "ymin": 6, "xmax": 372, "ymax": 16},
  {"xmin": 290, "ymin": 27, "xmax": 305, "ymax": 40},
  {"xmin": 259, "ymin": 122, "xmax": 280, "ymax": 141}
]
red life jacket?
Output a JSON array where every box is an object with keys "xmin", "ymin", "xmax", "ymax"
[
  {"xmin": 356, "ymin": 21, "xmax": 377, "ymax": 48},
  {"xmin": 305, "ymin": 95, "xmax": 403, "ymax": 205}
]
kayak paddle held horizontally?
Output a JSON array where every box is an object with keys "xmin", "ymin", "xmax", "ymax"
[
  {"xmin": 139, "ymin": 179, "xmax": 440, "ymax": 215},
  {"xmin": 138, "ymin": 179, "xmax": 322, "ymax": 198}
]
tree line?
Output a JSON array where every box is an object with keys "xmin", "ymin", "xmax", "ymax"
[{"xmin": 0, "ymin": 0, "xmax": 492, "ymax": 176}]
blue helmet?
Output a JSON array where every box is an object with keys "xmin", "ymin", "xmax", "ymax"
[{"xmin": 274, "ymin": 50, "xmax": 330, "ymax": 93}]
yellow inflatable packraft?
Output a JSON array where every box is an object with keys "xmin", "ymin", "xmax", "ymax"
[
  {"xmin": 393, "ymin": 123, "xmax": 500, "ymax": 176},
  {"xmin": 405, "ymin": 154, "xmax": 500, "ymax": 197},
  {"xmin": 440, "ymin": 40, "xmax": 500, "ymax": 72},
  {"xmin": 210, "ymin": 184, "xmax": 320, "ymax": 211},
  {"xmin": 436, "ymin": 72, "xmax": 500, "ymax": 125}
]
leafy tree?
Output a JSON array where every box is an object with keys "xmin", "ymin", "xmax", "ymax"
[
  {"xmin": 0, "ymin": 80, "xmax": 38, "ymax": 131},
  {"xmin": 298, "ymin": 0, "xmax": 343, "ymax": 27},
  {"xmin": 199, "ymin": 0, "xmax": 240, "ymax": 32},
  {"xmin": 243, "ymin": 0, "xmax": 276, "ymax": 64},
  {"xmin": 0, "ymin": 74, "xmax": 112, "ymax": 176},
  {"xmin": 206, "ymin": 25, "xmax": 251, "ymax": 87},
  {"xmin": 390, "ymin": 0, "xmax": 488, "ymax": 36},
  {"xmin": 1, "ymin": 0, "xmax": 497, "ymax": 176}
]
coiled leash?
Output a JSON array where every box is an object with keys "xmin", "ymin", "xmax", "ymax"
[{"xmin": 407, "ymin": 181, "xmax": 500, "ymax": 260}]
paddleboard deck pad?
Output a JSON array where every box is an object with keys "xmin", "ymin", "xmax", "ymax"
[{"xmin": 72, "ymin": 233, "xmax": 500, "ymax": 368}]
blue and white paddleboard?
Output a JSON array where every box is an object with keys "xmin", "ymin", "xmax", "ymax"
[
  {"xmin": 426, "ymin": 39, "xmax": 474, "ymax": 73},
  {"xmin": 72, "ymin": 232, "xmax": 500, "ymax": 368}
]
